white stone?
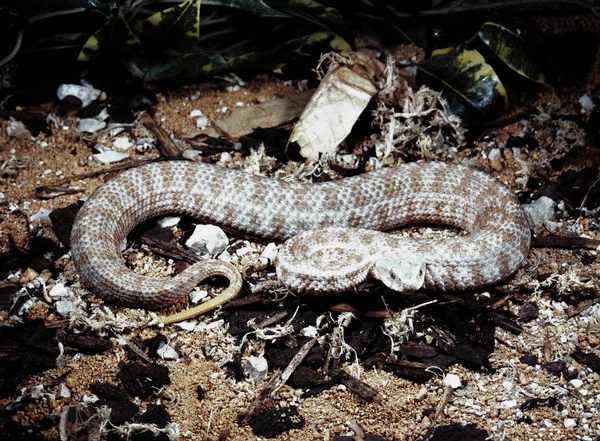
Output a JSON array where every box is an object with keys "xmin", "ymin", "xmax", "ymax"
[
  {"xmin": 523, "ymin": 196, "xmax": 555, "ymax": 230},
  {"xmin": 219, "ymin": 152, "xmax": 232, "ymax": 163},
  {"xmin": 78, "ymin": 118, "xmax": 106, "ymax": 133},
  {"xmin": 186, "ymin": 224, "xmax": 229, "ymax": 256},
  {"xmin": 502, "ymin": 380, "xmax": 513, "ymax": 390},
  {"xmin": 488, "ymin": 148, "xmax": 502, "ymax": 161},
  {"xmin": 444, "ymin": 373, "xmax": 461, "ymax": 389},
  {"xmin": 175, "ymin": 321, "xmax": 196, "ymax": 331},
  {"xmin": 157, "ymin": 216, "xmax": 181, "ymax": 228},
  {"xmin": 182, "ymin": 149, "xmax": 202, "ymax": 160},
  {"xmin": 30, "ymin": 208, "xmax": 52, "ymax": 223},
  {"xmin": 29, "ymin": 385, "xmax": 44, "ymax": 399},
  {"xmin": 58, "ymin": 383, "xmax": 71, "ymax": 398},
  {"xmin": 112, "ymin": 136, "xmax": 133, "ymax": 151},
  {"xmin": 195, "ymin": 116, "xmax": 209, "ymax": 129},
  {"xmin": 190, "ymin": 288, "xmax": 208, "ymax": 304},
  {"xmin": 579, "ymin": 94, "xmax": 595, "ymax": 111},
  {"xmin": 55, "ymin": 300, "xmax": 74, "ymax": 317},
  {"xmin": 242, "ymin": 356, "xmax": 268, "ymax": 383},
  {"xmin": 57, "ymin": 84, "xmax": 101, "ymax": 108},
  {"xmin": 157, "ymin": 341, "xmax": 179, "ymax": 360},
  {"xmin": 92, "ymin": 150, "xmax": 129, "ymax": 164},
  {"xmin": 49, "ymin": 283, "xmax": 70, "ymax": 298},
  {"xmin": 260, "ymin": 242, "xmax": 278, "ymax": 261},
  {"xmin": 190, "ymin": 109, "xmax": 203, "ymax": 117},
  {"xmin": 564, "ymin": 418, "xmax": 577, "ymax": 428},
  {"xmin": 500, "ymin": 400, "xmax": 517, "ymax": 409},
  {"xmin": 570, "ymin": 379, "xmax": 583, "ymax": 388}
]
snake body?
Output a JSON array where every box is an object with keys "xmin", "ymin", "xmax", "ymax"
[{"xmin": 70, "ymin": 160, "xmax": 531, "ymax": 315}]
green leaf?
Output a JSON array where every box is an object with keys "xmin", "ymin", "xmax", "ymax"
[
  {"xmin": 134, "ymin": 0, "xmax": 201, "ymax": 45},
  {"xmin": 418, "ymin": 47, "xmax": 507, "ymax": 122},
  {"xmin": 203, "ymin": 0, "xmax": 289, "ymax": 17},
  {"xmin": 133, "ymin": 31, "xmax": 349, "ymax": 81},
  {"xmin": 478, "ymin": 22, "xmax": 545, "ymax": 83},
  {"xmin": 265, "ymin": 0, "xmax": 345, "ymax": 27},
  {"xmin": 20, "ymin": 0, "xmax": 109, "ymax": 17},
  {"xmin": 78, "ymin": 7, "xmax": 142, "ymax": 61}
]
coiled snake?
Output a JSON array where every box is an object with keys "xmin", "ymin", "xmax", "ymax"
[{"xmin": 70, "ymin": 160, "xmax": 531, "ymax": 324}]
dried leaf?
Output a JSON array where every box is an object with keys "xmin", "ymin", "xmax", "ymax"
[
  {"xmin": 290, "ymin": 65, "xmax": 378, "ymax": 161},
  {"xmin": 214, "ymin": 90, "xmax": 314, "ymax": 138}
]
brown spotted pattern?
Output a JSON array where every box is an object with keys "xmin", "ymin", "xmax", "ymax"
[{"xmin": 70, "ymin": 161, "xmax": 531, "ymax": 309}]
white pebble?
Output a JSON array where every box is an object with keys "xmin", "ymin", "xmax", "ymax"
[
  {"xmin": 157, "ymin": 341, "xmax": 179, "ymax": 360},
  {"xmin": 444, "ymin": 373, "xmax": 461, "ymax": 389},
  {"xmin": 175, "ymin": 321, "xmax": 196, "ymax": 331},
  {"xmin": 570, "ymin": 379, "xmax": 583, "ymax": 388},
  {"xmin": 564, "ymin": 418, "xmax": 577, "ymax": 428},
  {"xmin": 78, "ymin": 118, "xmax": 106, "ymax": 133},
  {"xmin": 502, "ymin": 380, "xmax": 513, "ymax": 390},
  {"xmin": 219, "ymin": 152, "xmax": 232, "ymax": 163},
  {"xmin": 242, "ymin": 356, "xmax": 268, "ymax": 383},
  {"xmin": 57, "ymin": 84, "xmax": 101, "ymax": 108},
  {"xmin": 195, "ymin": 116, "xmax": 209, "ymax": 129},
  {"xmin": 55, "ymin": 300, "xmax": 74, "ymax": 317},
  {"xmin": 30, "ymin": 208, "xmax": 52, "ymax": 223},
  {"xmin": 189, "ymin": 288, "xmax": 208, "ymax": 304},
  {"xmin": 488, "ymin": 148, "xmax": 502, "ymax": 161},
  {"xmin": 112, "ymin": 136, "xmax": 133, "ymax": 151},
  {"xmin": 579, "ymin": 94, "xmax": 595, "ymax": 111},
  {"xmin": 186, "ymin": 225, "xmax": 229, "ymax": 256},
  {"xmin": 157, "ymin": 216, "xmax": 181, "ymax": 228},
  {"xmin": 500, "ymin": 400, "xmax": 517, "ymax": 409},
  {"xmin": 260, "ymin": 242, "xmax": 278, "ymax": 261},
  {"xmin": 92, "ymin": 150, "xmax": 129, "ymax": 164},
  {"xmin": 49, "ymin": 283, "xmax": 70, "ymax": 298},
  {"xmin": 58, "ymin": 383, "xmax": 71, "ymax": 398},
  {"xmin": 30, "ymin": 385, "xmax": 45, "ymax": 399},
  {"xmin": 523, "ymin": 196, "xmax": 555, "ymax": 230},
  {"xmin": 190, "ymin": 109, "xmax": 203, "ymax": 117},
  {"xmin": 182, "ymin": 149, "xmax": 202, "ymax": 160}
]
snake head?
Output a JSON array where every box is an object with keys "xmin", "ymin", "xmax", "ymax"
[{"xmin": 373, "ymin": 251, "xmax": 426, "ymax": 293}]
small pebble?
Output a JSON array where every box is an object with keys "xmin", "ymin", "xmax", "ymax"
[
  {"xmin": 112, "ymin": 136, "xmax": 133, "ymax": 151},
  {"xmin": 242, "ymin": 356, "xmax": 268, "ymax": 383},
  {"xmin": 444, "ymin": 374, "xmax": 461, "ymax": 389},
  {"xmin": 186, "ymin": 225, "xmax": 229, "ymax": 256},
  {"xmin": 92, "ymin": 150, "xmax": 130, "ymax": 164},
  {"xmin": 157, "ymin": 341, "xmax": 179, "ymax": 360},
  {"xmin": 500, "ymin": 400, "xmax": 517, "ymax": 409},
  {"xmin": 523, "ymin": 196, "xmax": 555, "ymax": 230},
  {"xmin": 58, "ymin": 383, "xmax": 71, "ymax": 398},
  {"xmin": 564, "ymin": 418, "xmax": 577, "ymax": 429},
  {"xmin": 579, "ymin": 94, "xmax": 595, "ymax": 111},
  {"xmin": 55, "ymin": 300, "xmax": 74, "ymax": 317},
  {"xmin": 49, "ymin": 283, "xmax": 70, "ymax": 298},
  {"xmin": 57, "ymin": 84, "xmax": 101, "ymax": 108},
  {"xmin": 78, "ymin": 118, "xmax": 106, "ymax": 133},
  {"xmin": 488, "ymin": 148, "xmax": 502, "ymax": 161},
  {"xmin": 175, "ymin": 321, "xmax": 196, "ymax": 331}
]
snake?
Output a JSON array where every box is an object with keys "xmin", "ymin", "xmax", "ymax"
[{"xmin": 69, "ymin": 160, "xmax": 531, "ymax": 324}]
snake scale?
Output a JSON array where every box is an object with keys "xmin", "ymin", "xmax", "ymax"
[{"xmin": 70, "ymin": 160, "xmax": 531, "ymax": 323}]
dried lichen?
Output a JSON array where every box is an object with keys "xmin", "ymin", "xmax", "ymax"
[{"xmin": 373, "ymin": 83, "xmax": 466, "ymax": 161}]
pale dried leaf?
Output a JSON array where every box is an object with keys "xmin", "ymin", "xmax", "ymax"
[
  {"xmin": 213, "ymin": 90, "xmax": 315, "ymax": 138},
  {"xmin": 290, "ymin": 66, "xmax": 378, "ymax": 161}
]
